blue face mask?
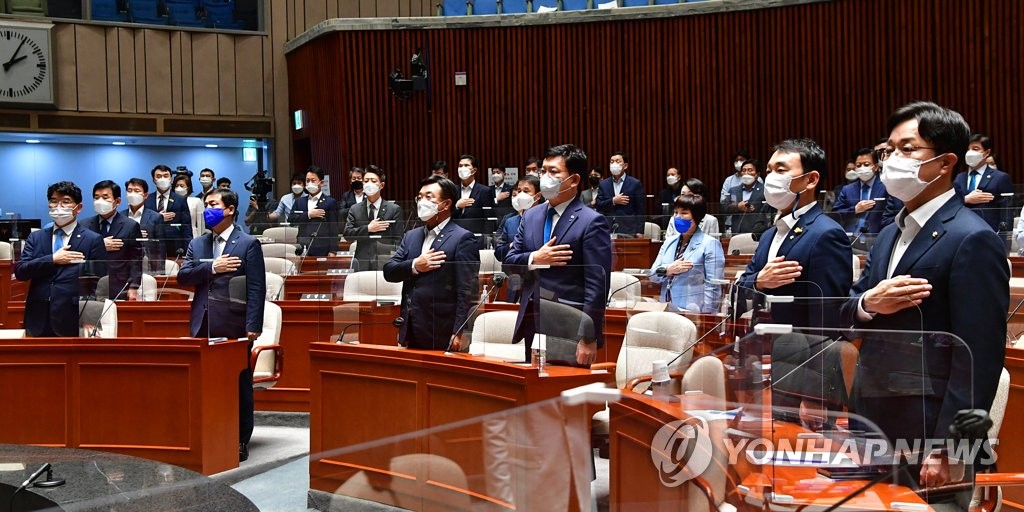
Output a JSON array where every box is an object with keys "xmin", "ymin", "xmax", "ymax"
[
  {"xmin": 203, "ymin": 207, "xmax": 226, "ymax": 229},
  {"xmin": 673, "ymin": 216, "xmax": 693, "ymax": 235}
]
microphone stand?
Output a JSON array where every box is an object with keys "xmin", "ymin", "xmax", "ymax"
[
  {"xmin": 154, "ymin": 247, "xmax": 185, "ymax": 300},
  {"xmin": 444, "ymin": 273, "xmax": 507, "ymax": 355},
  {"xmin": 88, "ymin": 279, "xmax": 133, "ymax": 337},
  {"xmin": 336, "ymin": 318, "xmax": 403, "ymax": 344}
]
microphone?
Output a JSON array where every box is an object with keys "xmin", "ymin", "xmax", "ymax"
[
  {"xmin": 155, "ymin": 247, "xmax": 186, "ymax": 301},
  {"xmin": 635, "ymin": 314, "xmax": 731, "ymax": 394},
  {"xmin": 14, "ymin": 463, "xmax": 50, "ymax": 495},
  {"xmin": 607, "ymin": 279, "xmax": 638, "ymax": 307},
  {"xmin": 336, "ymin": 317, "xmax": 404, "ymax": 344},
  {"xmin": 444, "ymin": 272, "xmax": 507, "ymax": 354},
  {"xmin": 85, "ymin": 278, "xmax": 133, "ymax": 337}
]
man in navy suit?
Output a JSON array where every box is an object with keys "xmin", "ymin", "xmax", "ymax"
[
  {"xmin": 384, "ymin": 175, "xmax": 480, "ymax": 351},
  {"xmin": 841, "ymin": 102, "xmax": 1008, "ymax": 490},
  {"xmin": 82, "ymin": 180, "xmax": 143, "ymax": 301},
  {"xmin": 15, "ymin": 181, "xmax": 107, "ymax": 337},
  {"xmin": 725, "ymin": 160, "xmax": 772, "ymax": 236},
  {"xmin": 123, "ymin": 178, "xmax": 168, "ymax": 274},
  {"xmin": 507, "ymin": 144, "xmax": 613, "ymax": 366},
  {"xmin": 145, "ymin": 164, "xmax": 192, "ymax": 257},
  {"xmin": 595, "ymin": 150, "xmax": 645, "ymax": 237},
  {"xmin": 288, "ymin": 165, "xmax": 340, "ymax": 257},
  {"xmin": 737, "ymin": 139, "xmax": 852, "ymax": 329},
  {"xmin": 177, "ymin": 187, "xmax": 266, "ymax": 462},
  {"xmin": 833, "ymin": 147, "xmax": 889, "ymax": 237},
  {"xmin": 452, "ymin": 154, "xmax": 496, "ymax": 244},
  {"xmin": 953, "ymin": 133, "xmax": 1014, "ymax": 233}
]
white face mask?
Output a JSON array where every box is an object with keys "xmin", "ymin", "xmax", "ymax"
[
  {"xmin": 94, "ymin": 198, "xmax": 114, "ymax": 215},
  {"xmin": 291, "ymin": 184, "xmax": 304, "ymax": 195},
  {"xmin": 740, "ymin": 175, "xmax": 756, "ymax": 186},
  {"xmin": 666, "ymin": 175, "xmax": 679, "ymax": 186},
  {"xmin": 306, "ymin": 183, "xmax": 320, "ymax": 195},
  {"xmin": 126, "ymin": 192, "xmax": 144, "ymax": 207},
  {"xmin": 49, "ymin": 207, "xmax": 74, "ymax": 225},
  {"xmin": 764, "ymin": 172, "xmax": 802, "ymax": 210},
  {"xmin": 417, "ymin": 199, "xmax": 440, "ymax": 221},
  {"xmin": 512, "ymin": 192, "xmax": 535, "ymax": 212},
  {"xmin": 880, "ymin": 154, "xmax": 942, "ymax": 201},
  {"xmin": 362, "ymin": 182, "xmax": 380, "ymax": 197},
  {"xmin": 174, "ymin": 187, "xmax": 188, "ymax": 197},
  {"xmin": 492, "ymin": 173, "xmax": 504, "ymax": 184},
  {"xmin": 857, "ymin": 166, "xmax": 875, "ymax": 182},
  {"xmin": 845, "ymin": 170, "xmax": 858, "ymax": 181},
  {"xmin": 155, "ymin": 177, "xmax": 171, "ymax": 191},
  {"xmin": 964, "ymin": 150, "xmax": 985, "ymax": 168},
  {"xmin": 609, "ymin": 163, "xmax": 623, "ymax": 176},
  {"xmin": 199, "ymin": 176, "xmax": 213, "ymax": 187},
  {"xmin": 458, "ymin": 167, "xmax": 473, "ymax": 180},
  {"xmin": 734, "ymin": 161, "xmax": 743, "ymax": 172},
  {"xmin": 540, "ymin": 174, "xmax": 565, "ymax": 201}
]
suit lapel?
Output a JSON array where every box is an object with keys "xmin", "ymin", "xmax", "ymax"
[
  {"xmin": 551, "ymin": 202, "xmax": 581, "ymax": 243},
  {"xmin": 221, "ymin": 226, "xmax": 243, "ymax": 257},
  {"xmin": 777, "ymin": 206, "xmax": 820, "ymax": 257},
  {"xmin": 891, "ymin": 198, "xmax": 958, "ymax": 276},
  {"xmin": 979, "ymin": 171, "xmax": 993, "ymax": 191},
  {"xmin": 431, "ymin": 222, "xmax": 455, "ymax": 252}
]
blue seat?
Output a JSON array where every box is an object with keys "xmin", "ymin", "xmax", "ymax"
[
  {"xmin": 563, "ymin": 0, "xmax": 588, "ymax": 10},
  {"xmin": 653, "ymin": 0, "xmax": 677, "ymax": 4},
  {"xmin": 167, "ymin": 1, "xmax": 204, "ymax": 26},
  {"xmin": 622, "ymin": 0, "xmax": 649, "ymax": 6},
  {"xmin": 501, "ymin": 0, "xmax": 527, "ymax": 13},
  {"xmin": 128, "ymin": 0, "xmax": 167, "ymax": 24},
  {"xmin": 91, "ymin": 0, "xmax": 127, "ymax": 21},
  {"xmin": 472, "ymin": 0, "xmax": 498, "ymax": 14},
  {"xmin": 202, "ymin": 0, "xmax": 241, "ymax": 28},
  {"xmin": 532, "ymin": 0, "xmax": 558, "ymax": 12},
  {"xmin": 442, "ymin": 0, "xmax": 469, "ymax": 15}
]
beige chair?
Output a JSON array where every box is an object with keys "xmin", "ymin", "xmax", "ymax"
[
  {"xmin": 163, "ymin": 259, "xmax": 180, "ymax": 277},
  {"xmin": 264, "ymin": 256, "xmax": 297, "ymax": 276},
  {"xmin": 341, "ymin": 271, "xmax": 402, "ymax": 303},
  {"xmin": 469, "ymin": 310, "xmax": 521, "ymax": 360},
  {"xmin": 78, "ymin": 299, "xmax": 117, "ymax": 338},
  {"xmin": 263, "ymin": 226, "xmax": 298, "ymax": 244},
  {"xmin": 262, "ymin": 243, "xmax": 299, "ymax": 260},
  {"xmin": 643, "ymin": 221, "xmax": 662, "ymax": 241},
  {"xmin": 851, "ymin": 254, "xmax": 862, "ymax": 282},
  {"xmin": 252, "ymin": 302, "xmax": 284, "ymax": 390},
  {"xmin": 264, "ymin": 272, "xmax": 285, "ymax": 301},
  {"xmin": 727, "ymin": 232, "xmax": 757, "ymax": 255},
  {"xmin": 971, "ymin": 368, "xmax": 1011, "ymax": 511},
  {"xmin": 0, "ymin": 241, "xmax": 12, "ymax": 260},
  {"xmin": 479, "ymin": 249, "xmax": 501, "ymax": 273},
  {"xmin": 334, "ymin": 454, "xmax": 471, "ymax": 511},
  {"xmin": 607, "ymin": 271, "xmax": 641, "ymax": 307},
  {"xmin": 139, "ymin": 273, "xmax": 159, "ymax": 301}
]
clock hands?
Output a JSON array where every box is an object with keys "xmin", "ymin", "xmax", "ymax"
[{"xmin": 3, "ymin": 37, "xmax": 27, "ymax": 72}]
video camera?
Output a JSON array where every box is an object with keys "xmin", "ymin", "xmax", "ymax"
[{"xmin": 244, "ymin": 169, "xmax": 275, "ymax": 207}]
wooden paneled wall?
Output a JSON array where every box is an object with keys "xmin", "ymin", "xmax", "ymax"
[
  {"xmin": 284, "ymin": 0, "xmax": 437, "ymax": 39},
  {"xmin": 286, "ymin": 0, "xmax": 1024, "ymax": 203}
]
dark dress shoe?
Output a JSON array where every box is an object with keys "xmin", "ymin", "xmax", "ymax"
[{"xmin": 239, "ymin": 443, "xmax": 249, "ymax": 462}]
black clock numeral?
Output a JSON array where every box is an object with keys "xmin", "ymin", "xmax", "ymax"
[
  {"xmin": 7, "ymin": 88, "xmax": 12, "ymax": 97},
  {"xmin": 37, "ymin": 62, "xmax": 46, "ymax": 69}
]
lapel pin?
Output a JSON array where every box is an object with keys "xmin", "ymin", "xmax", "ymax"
[
  {"xmin": 789, "ymin": 235, "xmax": 794, "ymax": 240},
  {"xmin": 793, "ymin": 227, "xmax": 803, "ymax": 234},
  {"xmin": 932, "ymin": 231, "xmax": 938, "ymax": 239}
]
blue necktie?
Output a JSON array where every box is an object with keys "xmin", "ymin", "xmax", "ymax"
[
  {"xmin": 543, "ymin": 207, "xmax": 556, "ymax": 242},
  {"xmin": 53, "ymin": 229, "xmax": 64, "ymax": 253},
  {"xmin": 856, "ymin": 184, "xmax": 870, "ymax": 231},
  {"xmin": 968, "ymin": 171, "xmax": 979, "ymax": 191}
]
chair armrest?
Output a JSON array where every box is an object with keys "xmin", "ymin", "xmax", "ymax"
[
  {"xmin": 976, "ymin": 472, "xmax": 1024, "ymax": 487},
  {"xmin": 590, "ymin": 362, "xmax": 616, "ymax": 372},
  {"xmin": 624, "ymin": 371, "xmax": 684, "ymax": 393},
  {"xmin": 251, "ymin": 344, "xmax": 283, "ymax": 384}
]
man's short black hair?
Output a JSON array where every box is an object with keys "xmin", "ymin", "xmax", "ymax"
[
  {"xmin": 364, "ymin": 164, "xmax": 386, "ymax": 182},
  {"xmin": 683, "ymin": 178, "xmax": 707, "ymax": 196},
  {"xmin": 734, "ymin": 149, "xmax": 752, "ymax": 161},
  {"xmin": 610, "ymin": 149, "xmax": 629, "ymax": 164},
  {"xmin": 200, "ymin": 168, "xmax": 215, "ymax": 178},
  {"xmin": 151, "ymin": 164, "xmax": 172, "ymax": 178},
  {"xmin": 853, "ymin": 147, "xmax": 877, "ymax": 163},
  {"xmin": 48, "ymin": 181, "xmax": 82, "ymax": 204},
  {"xmin": 458, "ymin": 154, "xmax": 478, "ymax": 169},
  {"xmin": 209, "ymin": 187, "xmax": 239, "ymax": 211},
  {"xmin": 773, "ymin": 138, "xmax": 828, "ymax": 181},
  {"xmin": 93, "ymin": 180, "xmax": 122, "ymax": 199},
  {"xmin": 886, "ymin": 101, "xmax": 970, "ymax": 163},
  {"xmin": 674, "ymin": 193, "xmax": 707, "ymax": 225},
  {"xmin": 125, "ymin": 178, "xmax": 149, "ymax": 193},
  {"xmin": 349, "ymin": 166, "xmax": 364, "ymax": 177},
  {"xmin": 306, "ymin": 165, "xmax": 325, "ymax": 181},
  {"xmin": 517, "ymin": 175, "xmax": 543, "ymax": 202},
  {"xmin": 970, "ymin": 133, "xmax": 993, "ymax": 151},
  {"xmin": 421, "ymin": 175, "xmax": 458, "ymax": 204},
  {"xmin": 525, "ymin": 156, "xmax": 541, "ymax": 168},
  {"xmin": 545, "ymin": 144, "xmax": 588, "ymax": 176},
  {"xmin": 290, "ymin": 173, "xmax": 305, "ymax": 184},
  {"xmin": 216, "ymin": 177, "xmax": 231, "ymax": 187},
  {"xmin": 431, "ymin": 160, "xmax": 447, "ymax": 172},
  {"xmin": 740, "ymin": 160, "xmax": 762, "ymax": 173}
]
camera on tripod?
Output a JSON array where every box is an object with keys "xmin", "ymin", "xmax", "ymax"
[{"xmin": 245, "ymin": 170, "xmax": 275, "ymax": 207}]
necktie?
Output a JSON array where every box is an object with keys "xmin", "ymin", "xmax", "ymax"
[
  {"xmin": 861, "ymin": 184, "xmax": 870, "ymax": 201},
  {"xmin": 158, "ymin": 194, "xmax": 166, "ymax": 213},
  {"xmin": 53, "ymin": 229, "xmax": 64, "ymax": 253},
  {"xmin": 213, "ymin": 236, "xmax": 224, "ymax": 258},
  {"xmin": 543, "ymin": 207, "xmax": 556, "ymax": 242},
  {"xmin": 968, "ymin": 171, "xmax": 979, "ymax": 191},
  {"xmin": 674, "ymin": 237, "xmax": 688, "ymax": 260},
  {"xmin": 368, "ymin": 203, "xmax": 377, "ymax": 221},
  {"xmin": 101, "ymin": 220, "xmax": 110, "ymax": 237}
]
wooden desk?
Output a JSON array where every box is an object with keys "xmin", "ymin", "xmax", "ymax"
[
  {"xmin": 612, "ymin": 238, "xmax": 661, "ymax": 271},
  {"xmin": 0, "ymin": 337, "xmax": 246, "ymax": 475},
  {"xmin": 1000, "ymin": 347, "xmax": 1024, "ymax": 511},
  {"xmin": 309, "ymin": 343, "xmax": 612, "ymax": 511}
]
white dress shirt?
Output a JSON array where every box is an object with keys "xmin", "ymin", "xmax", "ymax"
[
  {"xmin": 612, "ymin": 176, "xmax": 624, "ymax": 196},
  {"xmin": 127, "ymin": 206, "xmax": 144, "ymax": 224},
  {"xmin": 766, "ymin": 202, "xmax": 816, "ymax": 261},
  {"xmin": 412, "ymin": 218, "xmax": 451, "ymax": 275},
  {"xmin": 307, "ymin": 192, "xmax": 323, "ymax": 217},
  {"xmin": 461, "ymin": 181, "xmax": 476, "ymax": 200},
  {"xmin": 52, "ymin": 221, "xmax": 77, "ymax": 251},
  {"xmin": 527, "ymin": 200, "xmax": 572, "ymax": 267},
  {"xmin": 210, "ymin": 224, "xmax": 234, "ymax": 275}
]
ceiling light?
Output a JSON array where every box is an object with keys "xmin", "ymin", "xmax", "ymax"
[
  {"xmin": 205, "ymin": 144, "xmax": 219, "ymax": 148},
  {"xmin": 112, "ymin": 141, "xmax": 126, "ymax": 146},
  {"xmin": 25, "ymin": 139, "xmax": 40, "ymax": 144}
]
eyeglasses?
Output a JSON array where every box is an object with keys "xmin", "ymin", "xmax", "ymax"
[
  {"xmin": 879, "ymin": 144, "xmax": 936, "ymax": 159},
  {"xmin": 48, "ymin": 199, "xmax": 77, "ymax": 208}
]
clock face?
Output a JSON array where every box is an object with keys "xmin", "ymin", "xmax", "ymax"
[{"xmin": 0, "ymin": 26, "xmax": 52, "ymax": 105}]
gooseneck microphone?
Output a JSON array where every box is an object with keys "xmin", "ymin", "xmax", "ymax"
[
  {"xmin": 155, "ymin": 247, "xmax": 186, "ymax": 300},
  {"xmin": 444, "ymin": 272, "xmax": 507, "ymax": 355},
  {"xmin": 336, "ymin": 317, "xmax": 404, "ymax": 344}
]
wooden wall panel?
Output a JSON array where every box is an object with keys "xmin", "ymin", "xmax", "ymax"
[
  {"xmin": 216, "ymin": 34, "xmax": 237, "ymax": 115},
  {"xmin": 105, "ymin": 30, "xmax": 121, "ymax": 112},
  {"xmin": 116, "ymin": 28, "xmax": 137, "ymax": 113},
  {"xmin": 54, "ymin": 24, "xmax": 77, "ymax": 111},
  {"xmin": 191, "ymin": 33, "xmax": 219, "ymax": 115},
  {"xmin": 286, "ymin": 0, "xmax": 1024, "ymax": 203},
  {"xmin": 74, "ymin": 25, "xmax": 107, "ymax": 112},
  {"xmin": 133, "ymin": 29, "xmax": 146, "ymax": 112},
  {"xmin": 179, "ymin": 32, "xmax": 194, "ymax": 114},
  {"xmin": 144, "ymin": 30, "xmax": 173, "ymax": 114},
  {"xmin": 236, "ymin": 36, "xmax": 264, "ymax": 116},
  {"xmin": 169, "ymin": 32, "xmax": 183, "ymax": 114}
]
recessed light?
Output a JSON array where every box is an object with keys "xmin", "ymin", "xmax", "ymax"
[
  {"xmin": 112, "ymin": 141, "xmax": 126, "ymax": 146},
  {"xmin": 242, "ymin": 139, "xmax": 256, "ymax": 143},
  {"xmin": 25, "ymin": 139, "xmax": 40, "ymax": 144},
  {"xmin": 205, "ymin": 144, "xmax": 219, "ymax": 148}
]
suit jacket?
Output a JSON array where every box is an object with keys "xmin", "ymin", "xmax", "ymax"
[
  {"xmin": 839, "ymin": 196, "xmax": 1008, "ymax": 447},
  {"xmin": 596, "ymin": 175, "xmax": 645, "ymax": 235},
  {"xmin": 177, "ymin": 225, "xmax": 266, "ymax": 338},
  {"xmin": 287, "ymin": 194, "xmax": 339, "ymax": 256},
  {"xmin": 953, "ymin": 165, "xmax": 1014, "ymax": 232},
  {"xmin": 453, "ymin": 181, "xmax": 496, "ymax": 239},
  {"xmin": 124, "ymin": 206, "xmax": 167, "ymax": 273},
  {"xmin": 737, "ymin": 204, "xmax": 852, "ymax": 329},
  {"xmin": 82, "ymin": 211, "xmax": 143, "ymax": 299},
  {"xmin": 341, "ymin": 190, "xmax": 364, "ymax": 210},
  {"xmin": 506, "ymin": 198, "xmax": 613, "ymax": 358},
  {"xmin": 343, "ymin": 198, "xmax": 406, "ymax": 271},
  {"xmin": 493, "ymin": 212, "xmax": 522, "ymax": 263},
  {"xmin": 383, "ymin": 220, "xmax": 480, "ymax": 349},
  {"xmin": 725, "ymin": 183, "xmax": 773, "ymax": 235},
  {"xmin": 491, "ymin": 183, "xmax": 513, "ymax": 208},
  {"xmin": 14, "ymin": 223, "xmax": 107, "ymax": 337},
  {"xmin": 144, "ymin": 191, "xmax": 192, "ymax": 254},
  {"xmin": 833, "ymin": 177, "xmax": 888, "ymax": 234},
  {"xmin": 648, "ymin": 230, "xmax": 725, "ymax": 313}
]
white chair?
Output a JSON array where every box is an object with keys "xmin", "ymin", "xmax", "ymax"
[
  {"xmin": 1012, "ymin": 217, "xmax": 1021, "ymax": 254},
  {"xmin": 851, "ymin": 254, "xmax": 862, "ymax": 282},
  {"xmin": 479, "ymin": 249, "xmax": 501, "ymax": 273},
  {"xmin": 341, "ymin": 271, "xmax": 402, "ymax": 303},
  {"xmin": 643, "ymin": 222, "xmax": 661, "ymax": 241},
  {"xmin": 139, "ymin": 273, "xmax": 158, "ymax": 301},
  {"xmin": 0, "ymin": 241, "xmax": 12, "ymax": 260},
  {"xmin": 607, "ymin": 271, "xmax": 641, "ymax": 307},
  {"xmin": 727, "ymin": 233, "xmax": 757, "ymax": 255},
  {"xmin": 265, "ymin": 272, "xmax": 285, "ymax": 301},
  {"xmin": 0, "ymin": 329, "xmax": 25, "ymax": 338},
  {"xmin": 252, "ymin": 302, "xmax": 283, "ymax": 390},
  {"xmin": 469, "ymin": 310, "xmax": 521, "ymax": 360},
  {"xmin": 78, "ymin": 299, "xmax": 118, "ymax": 338},
  {"xmin": 163, "ymin": 259, "xmax": 180, "ymax": 277},
  {"xmin": 334, "ymin": 454, "xmax": 471, "ymax": 511},
  {"xmin": 262, "ymin": 243, "xmax": 299, "ymax": 260},
  {"xmin": 263, "ymin": 226, "xmax": 298, "ymax": 244},
  {"xmin": 264, "ymin": 256, "xmax": 297, "ymax": 276}
]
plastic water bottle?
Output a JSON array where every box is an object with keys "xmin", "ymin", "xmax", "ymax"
[{"xmin": 651, "ymin": 359, "xmax": 671, "ymax": 399}]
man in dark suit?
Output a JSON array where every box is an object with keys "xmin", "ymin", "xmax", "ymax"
[
  {"xmin": 343, "ymin": 167, "xmax": 406, "ymax": 271},
  {"xmin": 124, "ymin": 178, "xmax": 168, "ymax": 274},
  {"xmin": 177, "ymin": 187, "xmax": 266, "ymax": 463},
  {"xmin": 196, "ymin": 168, "xmax": 216, "ymax": 202},
  {"xmin": 725, "ymin": 160, "xmax": 772, "ymax": 235},
  {"xmin": 489, "ymin": 165, "xmax": 513, "ymax": 207},
  {"xmin": 452, "ymin": 154, "xmax": 496, "ymax": 242},
  {"xmin": 506, "ymin": 144, "xmax": 613, "ymax": 366},
  {"xmin": 340, "ymin": 166, "xmax": 365, "ymax": 210},
  {"xmin": 953, "ymin": 133, "xmax": 1014, "ymax": 233},
  {"xmin": 15, "ymin": 181, "xmax": 107, "ymax": 337},
  {"xmin": 82, "ymin": 180, "xmax": 143, "ymax": 301},
  {"xmin": 145, "ymin": 164, "xmax": 192, "ymax": 257},
  {"xmin": 384, "ymin": 175, "xmax": 480, "ymax": 351},
  {"xmin": 833, "ymin": 147, "xmax": 889, "ymax": 236},
  {"xmin": 841, "ymin": 102, "xmax": 1008, "ymax": 491},
  {"xmin": 595, "ymin": 150, "xmax": 645, "ymax": 237},
  {"xmin": 288, "ymin": 165, "xmax": 340, "ymax": 257}
]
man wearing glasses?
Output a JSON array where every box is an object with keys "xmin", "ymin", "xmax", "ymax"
[{"xmin": 14, "ymin": 181, "xmax": 106, "ymax": 337}]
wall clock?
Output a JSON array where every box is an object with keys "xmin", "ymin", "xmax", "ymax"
[{"xmin": 0, "ymin": 21, "xmax": 54, "ymax": 106}]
